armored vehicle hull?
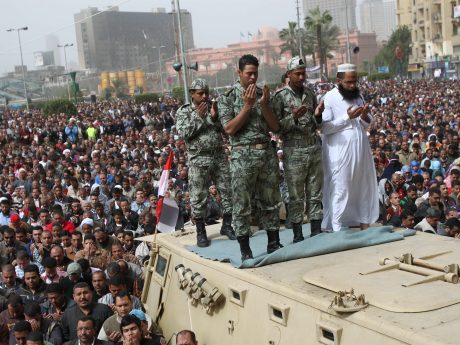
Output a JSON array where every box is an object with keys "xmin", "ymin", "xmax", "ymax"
[{"xmin": 141, "ymin": 225, "xmax": 460, "ymax": 345}]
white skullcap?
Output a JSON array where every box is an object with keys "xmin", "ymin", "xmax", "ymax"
[
  {"xmin": 337, "ymin": 63, "xmax": 357, "ymax": 73},
  {"xmin": 63, "ymin": 149, "xmax": 71, "ymax": 155},
  {"xmin": 80, "ymin": 218, "xmax": 94, "ymax": 227},
  {"xmin": 277, "ymin": 150, "xmax": 283, "ymax": 155}
]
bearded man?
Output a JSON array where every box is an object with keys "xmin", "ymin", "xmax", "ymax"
[{"xmin": 320, "ymin": 63, "xmax": 379, "ymax": 232}]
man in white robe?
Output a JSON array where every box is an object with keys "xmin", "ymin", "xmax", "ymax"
[{"xmin": 321, "ymin": 64, "xmax": 379, "ymax": 232}]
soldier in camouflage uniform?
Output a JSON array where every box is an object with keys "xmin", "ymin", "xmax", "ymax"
[
  {"xmin": 272, "ymin": 57, "xmax": 325, "ymax": 241},
  {"xmin": 219, "ymin": 54, "xmax": 282, "ymax": 261},
  {"xmin": 176, "ymin": 78, "xmax": 236, "ymax": 247}
]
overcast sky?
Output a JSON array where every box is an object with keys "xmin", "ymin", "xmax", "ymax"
[{"xmin": 0, "ymin": 0, "xmax": 304, "ymax": 75}]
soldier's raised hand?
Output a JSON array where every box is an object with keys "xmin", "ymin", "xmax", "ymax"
[
  {"xmin": 196, "ymin": 101, "xmax": 208, "ymax": 118},
  {"xmin": 292, "ymin": 105, "xmax": 308, "ymax": 119},
  {"xmin": 259, "ymin": 85, "xmax": 271, "ymax": 107},
  {"xmin": 210, "ymin": 101, "xmax": 218, "ymax": 121},
  {"xmin": 315, "ymin": 100, "xmax": 325, "ymax": 117},
  {"xmin": 243, "ymin": 84, "xmax": 257, "ymax": 108}
]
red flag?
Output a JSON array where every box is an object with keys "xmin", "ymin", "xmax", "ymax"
[{"xmin": 156, "ymin": 151, "xmax": 174, "ymax": 224}]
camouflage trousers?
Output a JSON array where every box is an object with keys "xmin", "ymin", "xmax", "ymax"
[
  {"xmin": 230, "ymin": 146, "xmax": 281, "ymax": 237},
  {"xmin": 283, "ymin": 145, "xmax": 323, "ymax": 223},
  {"xmin": 188, "ymin": 152, "xmax": 232, "ymax": 219}
]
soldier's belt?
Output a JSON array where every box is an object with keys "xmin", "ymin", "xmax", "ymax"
[
  {"xmin": 232, "ymin": 142, "xmax": 270, "ymax": 150},
  {"xmin": 188, "ymin": 148, "xmax": 222, "ymax": 155},
  {"xmin": 283, "ymin": 137, "xmax": 316, "ymax": 147}
]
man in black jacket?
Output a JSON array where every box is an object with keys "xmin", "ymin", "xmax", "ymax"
[{"xmin": 61, "ymin": 282, "xmax": 112, "ymax": 341}]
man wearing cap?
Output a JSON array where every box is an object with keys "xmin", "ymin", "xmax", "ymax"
[
  {"xmin": 321, "ymin": 63, "xmax": 379, "ymax": 232},
  {"xmin": 218, "ymin": 54, "xmax": 281, "ymax": 260},
  {"xmin": 176, "ymin": 78, "xmax": 236, "ymax": 247},
  {"xmin": 272, "ymin": 56, "xmax": 325, "ymax": 241}
]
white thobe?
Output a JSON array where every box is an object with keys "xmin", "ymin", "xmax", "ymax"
[{"xmin": 321, "ymin": 87, "xmax": 379, "ymax": 231}]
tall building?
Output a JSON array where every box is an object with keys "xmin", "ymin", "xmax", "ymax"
[
  {"xmin": 303, "ymin": 0, "xmax": 357, "ymax": 33},
  {"xmin": 397, "ymin": 0, "xmax": 460, "ymax": 77},
  {"xmin": 33, "ymin": 51, "xmax": 55, "ymax": 67},
  {"xmin": 74, "ymin": 7, "xmax": 194, "ymax": 72},
  {"xmin": 45, "ymin": 34, "xmax": 61, "ymax": 66},
  {"xmin": 360, "ymin": 0, "xmax": 397, "ymax": 42}
]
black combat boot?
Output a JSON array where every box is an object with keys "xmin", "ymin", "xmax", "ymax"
[
  {"xmin": 195, "ymin": 218, "xmax": 210, "ymax": 247},
  {"xmin": 220, "ymin": 213, "xmax": 236, "ymax": 240},
  {"xmin": 267, "ymin": 230, "xmax": 284, "ymax": 254},
  {"xmin": 284, "ymin": 204, "xmax": 292, "ymax": 229},
  {"xmin": 237, "ymin": 236, "xmax": 253, "ymax": 261},
  {"xmin": 292, "ymin": 222, "xmax": 304, "ymax": 243},
  {"xmin": 310, "ymin": 219, "xmax": 322, "ymax": 237}
]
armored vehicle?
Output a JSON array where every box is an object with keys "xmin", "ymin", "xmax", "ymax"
[{"xmin": 140, "ymin": 224, "xmax": 460, "ymax": 345}]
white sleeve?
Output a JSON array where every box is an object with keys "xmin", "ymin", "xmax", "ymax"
[
  {"xmin": 98, "ymin": 324, "xmax": 109, "ymax": 341},
  {"xmin": 320, "ymin": 97, "xmax": 353, "ymax": 135}
]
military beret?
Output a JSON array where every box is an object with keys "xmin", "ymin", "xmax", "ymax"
[
  {"xmin": 286, "ymin": 56, "xmax": 306, "ymax": 72},
  {"xmin": 189, "ymin": 78, "xmax": 209, "ymax": 91}
]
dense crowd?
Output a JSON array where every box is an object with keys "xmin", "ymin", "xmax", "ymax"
[{"xmin": 0, "ymin": 77, "xmax": 458, "ymax": 344}]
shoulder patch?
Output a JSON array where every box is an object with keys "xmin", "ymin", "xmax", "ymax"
[
  {"xmin": 274, "ymin": 86, "xmax": 287, "ymax": 96},
  {"xmin": 224, "ymin": 88, "xmax": 234, "ymax": 97},
  {"xmin": 178, "ymin": 103, "xmax": 191, "ymax": 110}
]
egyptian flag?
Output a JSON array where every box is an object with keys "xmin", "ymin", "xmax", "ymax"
[{"xmin": 156, "ymin": 151, "xmax": 178, "ymax": 232}]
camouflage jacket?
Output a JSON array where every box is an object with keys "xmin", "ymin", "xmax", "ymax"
[
  {"xmin": 176, "ymin": 102, "xmax": 224, "ymax": 152},
  {"xmin": 218, "ymin": 81, "xmax": 271, "ymax": 146},
  {"xmin": 271, "ymin": 84, "xmax": 320, "ymax": 141}
]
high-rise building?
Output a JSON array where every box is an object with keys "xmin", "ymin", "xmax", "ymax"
[
  {"xmin": 397, "ymin": 0, "xmax": 460, "ymax": 77},
  {"xmin": 74, "ymin": 7, "xmax": 194, "ymax": 72},
  {"xmin": 303, "ymin": 0, "xmax": 357, "ymax": 33},
  {"xmin": 45, "ymin": 34, "xmax": 61, "ymax": 66},
  {"xmin": 360, "ymin": 0, "xmax": 397, "ymax": 42},
  {"xmin": 33, "ymin": 51, "xmax": 55, "ymax": 67}
]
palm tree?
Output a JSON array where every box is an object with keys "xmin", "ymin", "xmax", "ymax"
[
  {"xmin": 111, "ymin": 79, "xmax": 126, "ymax": 98},
  {"xmin": 305, "ymin": 6, "xmax": 333, "ymax": 77},
  {"xmin": 318, "ymin": 23, "xmax": 340, "ymax": 77},
  {"xmin": 269, "ymin": 50, "xmax": 280, "ymax": 65},
  {"xmin": 279, "ymin": 22, "xmax": 300, "ymax": 57}
]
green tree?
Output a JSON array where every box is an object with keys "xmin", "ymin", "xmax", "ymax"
[
  {"xmin": 134, "ymin": 93, "xmax": 159, "ymax": 104},
  {"xmin": 111, "ymin": 79, "xmax": 127, "ymax": 98},
  {"xmin": 279, "ymin": 22, "xmax": 299, "ymax": 56},
  {"xmin": 305, "ymin": 6, "xmax": 333, "ymax": 78},
  {"xmin": 279, "ymin": 21, "xmax": 316, "ymax": 65},
  {"xmin": 42, "ymin": 99, "xmax": 77, "ymax": 116},
  {"xmin": 317, "ymin": 23, "xmax": 340, "ymax": 77},
  {"xmin": 269, "ymin": 50, "xmax": 280, "ymax": 65},
  {"xmin": 374, "ymin": 26, "xmax": 412, "ymax": 77}
]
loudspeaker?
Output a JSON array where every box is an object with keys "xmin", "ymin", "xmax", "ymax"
[
  {"xmin": 90, "ymin": 95, "xmax": 97, "ymax": 103},
  {"xmin": 172, "ymin": 62, "xmax": 183, "ymax": 72},
  {"xmin": 189, "ymin": 62, "xmax": 198, "ymax": 71}
]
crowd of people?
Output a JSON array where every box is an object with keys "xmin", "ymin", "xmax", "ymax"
[
  {"xmin": 0, "ymin": 54, "xmax": 458, "ymax": 343},
  {"xmin": 0, "ymin": 94, "xmax": 205, "ymax": 344}
]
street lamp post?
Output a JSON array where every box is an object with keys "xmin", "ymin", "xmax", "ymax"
[
  {"xmin": 344, "ymin": 0, "xmax": 351, "ymax": 63},
  {"xmin": 7, "ymin": 26, "xmax": 29, "ymax": 110},
  {"xmin": 57, "ymin": 43, "xmax": 74, "ymax": 100},
  {"xmin": 153, "ymin": 45, "xmax": 166, "ymax": 94},
  {"xmin": 176, "ymin": 0, "xmax": 189, "ymax": 103}
]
